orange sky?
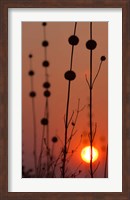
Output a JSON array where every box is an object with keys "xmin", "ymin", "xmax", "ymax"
[{"xmin": 22, "ymin": 22, "xmax": 108, "ymax": 178}]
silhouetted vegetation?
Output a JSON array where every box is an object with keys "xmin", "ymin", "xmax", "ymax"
[{"xmin": 22, "ymin": 22, "xmax": 108, "ymax": 178}]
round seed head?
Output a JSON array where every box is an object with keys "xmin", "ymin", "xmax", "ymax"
[
  {"xmin": 29, "ymin": 54, "xmax": 33, "ymax": 58},
  {"xmin": 68, "ymin": 35, "xmax": 79, "ymax": 45},
  {"xmin": 42, "ymin": 40, "xmax": 49, "ymax": 47},
  {"xmin": 42, "ymin": 60, "xmax": 49, "ymax": 67},
  {"xmin": 29, "ymin": 91, "xmax": 36, "ymax": 97},
  {"xmin": 71, "ymin": 122, "xmax": 75, "ymax": 126},
  {"xmin": 43, "ymin": 82, "xmax": 51, "ymax": 89},
  {"xmin": 86, "ymin": 39, "xmax": 97, "ymax": 50},
  {"xmin": 41, "ymin": 118, "xmax": 48, "ymax": 125},
  {"xmin": 44, "ymin": 90, "xmax": 51, "ymax": 97},
  {"xmin": 64, "ymin": 70, "xmax": 76, "ymax": 81},
  {"xmin": 42, "ymin": 22, "xmax": 47, "ymax": 26},
  {"xmin": 100, "ymin": 56, "xmax": 106, "ymax": 61},
  {"xmin": 52, "ymin": 136, "xmax": 58, "ymax": 143},
  {"xmin": 28, "ymin": 70, "xmax": 34, "ymax": 76}
]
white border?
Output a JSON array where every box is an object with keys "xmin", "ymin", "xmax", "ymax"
[{"xmin": 8, "ymin": 8, "xmax": 122, "ymax": 192}]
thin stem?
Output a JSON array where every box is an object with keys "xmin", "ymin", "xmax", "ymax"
[
  {"xmin": 85, "ymin": 74, "xmax": 90, "ymax": 88},
  {"xmin": 43, "ymin": 24, "xmax": 47, "ymax": 60},
  {"xmin": 32, "ymin": 99, "xmax": 37, "ymax": 176},
  {"xmin": 67, "ymin": 99, "xmax": 84, "ymax": 152},
  {"xmin": 38, "ymin": 98, "xmax": 49, "ymax": 176},
  {"xmin": 62, "ymin": 80, "xmax": 71, "ymax": 177},
  {"xmin": 38, "ymin": 125, "xmax": 46, "ymax": 176},
  {"xmin": 52, "ymin": 150, "xmax": 62, "ymax": 177},
  {"xmin": 92, "ymin": 61, "xmax": 103, "ymax": 87},
  {"xmin": 70, "ymin": 22, "xmax": 77, "ymax": 71},
  {"xmin": 62, "ymin": 22, "xmax": 78, "ymax": 178},
  {"xmin": 67, "ymin": 111, "xmax": 74, "ymax": 128},
  {"xmin": 38, "ymin": 23, "xmax": 50, "ymax": 177},
  {"xmin": 43, "ymin": 25, "xmax": 50, "ymax": 174},
  {"xmin": 90, "ymin": 49, "xmax": 93, "ymax": 178},
  {"xmin": 46, "ymin": 98, "xmax": 50, "ymax": 176},
  {"xmin": 89, "ymin": 22, "xmax": 93, "ymax": 178},
  {"xmin": 90, "ymin": 22, "xmax": 92, "ymax": 40},
  {"xmin": 29, "ymin": 57, "xmax": 37, "ymax": 177}
]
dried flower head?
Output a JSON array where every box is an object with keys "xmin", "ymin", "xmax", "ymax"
[
  {"xmin": 52, "ymin": 136, "xmax": 58, "ymax": 143},
  {"xmin": 68, "ymin": 35, "xmax": 79, "ymax": 45},
  {"xmin": 64, "ymin": 70, "xmax": 76, "ymax": 81},
  {"xmin": 86, "ymin": 39, "xmax": 97, "ymax": 50}
]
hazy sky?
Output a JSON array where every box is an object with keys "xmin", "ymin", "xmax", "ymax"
[{"xmin": 22, "ymin": 22, "xmax": 108, "ymax": 178}]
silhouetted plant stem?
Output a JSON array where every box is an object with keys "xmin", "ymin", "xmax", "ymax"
[
  {"xmin": 38, "ymin": 97, "xmax": 50, "ymax": 177},
  {"xmin": 38, "ymin": 127, "xmax": 45, "ymax": 176},
  {"xmin": 92, "ymin": 61, "xmax": 102, "ymax": 86},
  {"xmin": 63, "ymin": 80, "xmax": 71, "ymax": 177},
  {"xmin": 37, "ymin": 22, "xmax": 51, "ymax": 177},
  {"xmin": 67, "ymin": 99, "xmax": 85, "ymax": 152},
  {"xmin": 89, "ymin": 22, "xmax": 94, "ymax": 178},
  {"xmin": 28, "ymin": 55, "xmax": 37, "ymax": 177},
  {"xmin": 90, "ymin": 50, "xmax": 93, "ymax": 178},
  {"xmin": 25, "ymin": 22, "xmax": 107, "ymax": 178},
  {"xmin": 32, "ymin": 97, "xmax": 37, "ymax": 176},
  {"xmin": 62, "ymin": 22, "xmax": 78, "ymax": 178},
  {"xmin": 52, "ymin": 151, "xmax": 62, "ymax": 177},
  {"xmin": 85, "ymin": 22, "xmax": 106, "ymax": 177},
  {"xmin": 44, "ymin": 23, "xmax": 50, "ymax": 176},
  {"xmin": 43, "ymin": 24, "xmax": 50, "ymax": 175},
  {"xmin": 46, "ymin": 98, "xmax": 50, "ymax": 176}
]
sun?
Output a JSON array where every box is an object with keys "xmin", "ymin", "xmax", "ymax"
[{"xmin": 81, "ymin": 146, "xmax": 99, "ymax": 163}]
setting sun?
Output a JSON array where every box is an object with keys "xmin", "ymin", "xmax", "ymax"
[{"xmin": 81, "ymin": 146, "xmax": 99, "ymax": 163}]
